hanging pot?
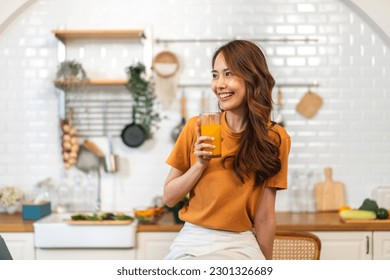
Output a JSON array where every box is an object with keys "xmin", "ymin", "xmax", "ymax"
[{"xmin": 121, "ymin": 106, "xmax": 146, "ymax": 148}]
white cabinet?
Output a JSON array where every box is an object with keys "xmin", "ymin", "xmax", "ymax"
[
  {"xmin": 136, "ymin": 232, "xmax": 177, "ymax": 260},
  {"xmin": 0, "ymin": 232, "xmax": 35, "ymax": 260},
  {"xmin": 373, "ymin": 231, "xmax": 390, "ymax": 260},
  {"xmin": 312, "ymin": 231, "xmax": 372, "ymax": 260},
  {"xmin": 35, "ymin": 248, "xmax": 135, "ymax": 260}
]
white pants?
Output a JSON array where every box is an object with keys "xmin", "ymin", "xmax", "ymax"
[{"xmin": 164, "ymin": 222, "xmax": 265, "ymax": 260}]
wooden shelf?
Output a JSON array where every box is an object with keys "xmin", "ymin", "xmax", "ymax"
[
  {"xmin": 53, "ymin": 79, "xmax": 127, "ymax": 86},
  {"xmin": 52, "ymin": 29, "xmax": 145, "ymax": 42}
]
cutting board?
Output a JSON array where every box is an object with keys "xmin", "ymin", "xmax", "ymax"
[
  {"xmin": 296, "ymin": 90, "xmax": 323, "ymax": 118},
  {"xmin": 66, "ymin": 220, "xmax": 133, "ymax": 225},
  {"xmin": 314, "ymin": 167, "xmax": 346, "ymax": 211},
  {"xmin": 340, "ymin": 218, "xmax": 390, "ymax": 224}
]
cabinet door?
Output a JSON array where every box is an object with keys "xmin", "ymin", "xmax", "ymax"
[
  {"xmin": 311, "ymin": 231, "xmax": 372, "ymax": 260},
  {"xmin": 373, "ymin": 231, "xmax": 390, "ymax": 260},
  {"xmin": 35, "ymin": 248, "xmax": 135, "ymax": 260},
  {"xmin": 136, "ymin": 232, "xmax": 177, "ymax": 260},
  {"xmin": 0, "ymin": 232, "xmax": 35, "ymax": 260}
]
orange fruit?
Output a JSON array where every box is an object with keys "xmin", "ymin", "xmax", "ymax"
[{"xmin": 338, "ymin": 205, "xmax": 351, "ymax": 214}]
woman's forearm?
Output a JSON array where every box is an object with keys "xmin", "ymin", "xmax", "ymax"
[
  {"xmin": 255, "ymin": 220, "xmax": 276, "ymax": 260},
  {"xmin": 162, "ymin": 162, "xmax": 208, "ymax": 207}
]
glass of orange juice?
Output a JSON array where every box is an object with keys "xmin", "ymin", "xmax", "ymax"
[{"xmin": 200, "ymin": 112, "xmax": 222, "ymax": 158}]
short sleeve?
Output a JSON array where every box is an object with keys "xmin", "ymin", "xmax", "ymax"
[
  {"xmin": 265, "ymin": 131, "xmax": 291, "ymax": 190},
  {"xmin": 166, "ymin": 116, "xmax": 198, "ymax": 173}
]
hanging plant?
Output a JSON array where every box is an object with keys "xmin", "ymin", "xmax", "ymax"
[
  {"xmin": 126, "ymin": 62, "xmax": 161, "ymax": 139},
  {"xmin": 55, "ymin": 60, "xmax": 88, "ymax": 91}
]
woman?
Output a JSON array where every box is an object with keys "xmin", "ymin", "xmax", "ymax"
[{"xmin": 162, "ymin": 40, "xmax": 291, "ymax": 260}]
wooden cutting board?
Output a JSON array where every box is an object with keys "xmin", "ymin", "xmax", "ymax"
[
  {"xmin": 340, "ymin": 218, "xmax": 390, "ymax": 224},
  {"xmin": 296, "ymin": 90, "xmax": 323, "ymax": 118},
  {"xmin": 66, "ymin": 220, "xmax": 133, "ymax": 225},
  {"xmin": 314, "ymin": 167, "xmax": 346, "ymax": 211}
]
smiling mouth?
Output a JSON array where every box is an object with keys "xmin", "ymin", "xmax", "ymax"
[{"xmin": 218, "ymin": 92, "xmax": 234, "ymax": 100}]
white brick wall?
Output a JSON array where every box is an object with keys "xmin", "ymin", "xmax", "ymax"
[{"xmin": 0, "ymin": 0, "xmax": 389, "ymax": 212}]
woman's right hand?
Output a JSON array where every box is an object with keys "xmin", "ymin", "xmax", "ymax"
[{"xmin": 194, "ymin": 118, "xmax": 215, "ymax": 164}]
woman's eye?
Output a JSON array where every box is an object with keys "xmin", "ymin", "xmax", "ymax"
[
  {"xmin": 212, "ymin": 73, "xmax": 218, "ymax": 79},
  {"xmin": 225, "ymin": 71, "xmax": 232, "ymax": 77}
]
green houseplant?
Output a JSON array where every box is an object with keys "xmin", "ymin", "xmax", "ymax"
[
  {"xmin": 55, "ymin": 60, "xmax": 88, "ymax": 91},
  {"xmin": 164, "ymin": 196, "xmax": 189, "ymax": 224},
  {"xmin": 125, "ymin": 62, "xmax": 161, "ymax": 139}
]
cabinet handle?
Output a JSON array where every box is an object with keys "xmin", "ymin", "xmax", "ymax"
[{"xmin": 366, "ymin": 236, "xmax": 370, "ymax": 255}]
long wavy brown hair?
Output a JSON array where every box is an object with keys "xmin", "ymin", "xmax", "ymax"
[{"xmin": 212, "ymin": 40, "xmax": 281, "ymax": 186}]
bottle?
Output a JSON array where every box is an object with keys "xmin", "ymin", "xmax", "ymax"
[{"xmin": 289, "ymin": 171, "xmax": 301, "ymax": 213}]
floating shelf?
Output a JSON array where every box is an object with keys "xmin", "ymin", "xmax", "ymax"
[{"xmin": 52, "ymin": 29, "xmax": 145, "ymax": 43}]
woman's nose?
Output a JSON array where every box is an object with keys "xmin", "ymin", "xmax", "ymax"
[{"xmin": 217, "ymin": 76, "xmax": 227, "ymax": 89}]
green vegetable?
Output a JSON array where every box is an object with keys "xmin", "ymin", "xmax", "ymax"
[
  {"xmin": 86, "ymin": 214, "xmax": 100, "ymax": 221},
  {"xmin": 340, "ymin": 209, "xmax": 377, "ymax": 220},
  {"xmin": 376, "ymin": 208, "xmax": 389, "ymax": 219},
  {"xmin": 358, "ymin": 198, "xmax": 379, "ymax": 212},
  {"xmin": 114, "ymin": 214, "xmax": 133, "ymax": 221},
  {"xmin": 98, "ymin": 212, "xmax": 115, "ymax": 220},
  {"xmin": 71, "ymin": 213, "xmax": 87, "ymax": 220}
]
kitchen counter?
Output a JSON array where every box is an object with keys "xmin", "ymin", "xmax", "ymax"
[
  {"xmin": 140, "ymin": 211, "xmax": 390, "ymax": 232},
  {"xmin": 0, "ymin": 213, "xmax": 35, "ymax": 232},
  {"xmin": 2, "ymin": 212, "xmax": 390, "ymax": 233}
]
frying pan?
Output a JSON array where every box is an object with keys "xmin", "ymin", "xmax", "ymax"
[
  {"xmin": 121, "ymin": 106, "xmax": 146, "ymax": 148},
  {"xmin": 171, "ymin": 91, "xmax": 186, "ymax": 142}
]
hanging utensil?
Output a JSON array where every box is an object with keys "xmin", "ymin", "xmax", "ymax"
[
  {"xmin": 104, "ymin": 135, "xmax": 119, "ymax": 173},
  {"xmin": 101, "ymin": 102, "xmax": 118, "ymax": 173},
  {"xmin": 274, "ymin": 88, "xmax": 285, "ymax": 127},
  {"xmin": 121, "ymin": 106, "xmax": 146, "ymax": 148},
  {"xmin": 171, "ymin": 90, "xmax": 187, "ymax": 142},
  {"xmin": 200, "ymin": 90, "xmax": 206, "ymax": 113},
  {"xmin": 76, "ymin": 145, "xmax": 101, "ymax": 173},
  {"xmin": 152, "ymin": 50, "xmax": 180, "ymax": 108},
  {"xmin": 83, "ymin": 139, "xmax": 105, "ymax": 158},
  {"xmin": 296, "ymin": 88, "xmax": 323, "ymax": 118}
]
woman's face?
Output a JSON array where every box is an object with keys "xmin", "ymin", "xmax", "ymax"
[{"xmin": 211, "ymin": 53, "xmax": 247, "ymax": 113}]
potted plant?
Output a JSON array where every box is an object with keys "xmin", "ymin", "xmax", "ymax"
[
  {"xmin": 125, "ymin": 62, "xmax": 161, "ymax": 140},
  {"xmin": 164, "ymin": 196, "xmax": 189, "ymax": 224},
  {"xmin": 0, "ymin": 186, "xmax": 24, "ymax": 214},
  {"xmin": 55, "ymin": 60, "xmax": 88, "ymax": 91}
]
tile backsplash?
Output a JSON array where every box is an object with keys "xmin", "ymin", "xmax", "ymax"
[{"xmin": 0, "ymin": 0, "xmax": 389, "ymax": 212}]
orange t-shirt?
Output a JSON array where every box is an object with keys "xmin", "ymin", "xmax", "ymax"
[{"xmin": 166, "ymin": 112, "xmax": 291, "ymax": 232}]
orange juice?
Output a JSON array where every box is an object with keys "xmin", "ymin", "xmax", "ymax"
[
  {"xmin": 201, "ymin": 124, "xmax": 221, "ymax": 157},
  {"xmin": 200, "ymin": 112, "xmax": 222, "ymax": 158}
]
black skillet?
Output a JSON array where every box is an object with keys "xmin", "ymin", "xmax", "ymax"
[{"xmin": 121, "ymin": 106, "xmax": 146, "ymax": 148}]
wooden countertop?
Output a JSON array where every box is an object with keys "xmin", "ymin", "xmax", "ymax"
[
  {"xmin": 0, "ymin": 213, "xmax": 35, "ymax": 232},
  {"xmin": 2, "ymin": 212, "xmax": 390, "ymax": 233}
]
